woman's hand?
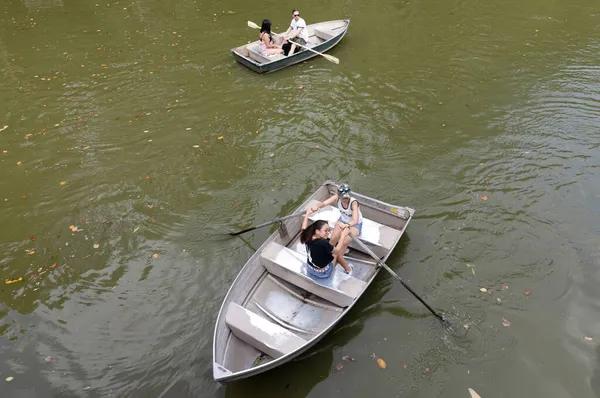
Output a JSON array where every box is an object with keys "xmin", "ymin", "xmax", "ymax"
[{"xmin": 310, "ymin": 206, "xmax": 319, "ymax": 212}]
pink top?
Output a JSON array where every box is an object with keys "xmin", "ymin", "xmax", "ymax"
[{"xmin": 259, "ymin": 32, "xmax": 271, "ymax": 55}]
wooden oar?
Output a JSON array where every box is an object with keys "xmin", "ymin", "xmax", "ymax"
[
  {"xmin": 228, "ymin": 211, "xmax": 306, "ymax": 236},
  {"xmin": 349, "ymin": 232, "xmax": 450, "ymax": 327},
  {"xmin": 247, "ymin": 21, "xmax": 340, "ymax": 64}
]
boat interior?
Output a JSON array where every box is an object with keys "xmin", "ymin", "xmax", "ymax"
[
  {"xmin": 234, "ymin": 21, "xmax": 348, "ymax": 65},
  {"xmin": 214, "ymin": 182, "xmax": 412, "ymax": 380}
]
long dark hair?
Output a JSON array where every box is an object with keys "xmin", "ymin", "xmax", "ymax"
[
  {"xmin": 260, "ymin": 19, "xmax": 272, "ymax": 34},
  {"xmin": 301, "ymin": 220, "xmax": 328, "ymax": 244}
]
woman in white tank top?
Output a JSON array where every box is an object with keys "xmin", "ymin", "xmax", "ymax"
[{"xmin": 309, "ymin": 183, "xmax": 363, "ymax": 273}]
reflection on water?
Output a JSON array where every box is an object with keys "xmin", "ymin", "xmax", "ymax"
[{"xmin": 1, "ymin": 0, "xmax": 600, "ymax": 397}]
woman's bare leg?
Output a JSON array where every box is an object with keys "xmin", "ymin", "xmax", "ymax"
[
  {"xmin": 337, "ymin": 226, "xmax": 359, "ymax": 255},
  {"xmin": 333, "ymin": 249, "xmax": 351, "ymax": 273},
  {"xmin": 330, "ymin": 221, "xmax": 344, "ymax": 245}
]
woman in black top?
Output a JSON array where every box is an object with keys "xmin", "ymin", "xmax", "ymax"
[{"xmin": 300, "ymin": 209, "xmax": 352, "ymax": 278}]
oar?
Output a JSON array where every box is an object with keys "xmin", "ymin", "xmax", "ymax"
[
  {"xmin": 348, "ymin": 232, "xmax": 450, "ymax": 327},
  {"xmin": 247, "ymin": 21, "xmax": 340, "ymax": 64},
  {"xmin": 228, "ymin": 211, "xmax": 306, "ymax": 236}
]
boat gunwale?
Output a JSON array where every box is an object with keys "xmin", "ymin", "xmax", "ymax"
[{"xmin": 213, "ymin": 181, "xmax": 414, "ymax": 382}]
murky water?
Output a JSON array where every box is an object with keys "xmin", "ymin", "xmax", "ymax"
[{"xmin": 1, "ymin": 0, "xmax": 599, "ymax": 397}]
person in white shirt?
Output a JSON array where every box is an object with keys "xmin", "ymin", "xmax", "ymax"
[{"xmin": 281, "ymin": 9, "xmax": 308, "ymax": 56}]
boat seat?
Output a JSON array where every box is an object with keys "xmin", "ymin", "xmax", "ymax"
[
  {"xmin": 260, "ymin": 241, "xmax": 366, "ymax": 307},
  {"xmin": 314, "ymin": 28, "xmax": 336, "ymax": 41},
  {"xmin": 246, "ymin": 45, "xmax": 283, "ymax": 64},
  {"xmin": 225, "ymin": 302, "xmax": 306, "ymax": 359},
  {"xmin": 305, "ymin": 199, "xmax": 401, "ymax": 258}
]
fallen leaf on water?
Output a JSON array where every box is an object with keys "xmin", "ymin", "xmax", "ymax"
[
  {"xmin": 335, "ymin": 362, "xmax": 343, "ymax": 371},
  {"xmin": 464, "ymin": 323, "xmax": 471, "ymax": 330},
  {"xmin": 30, "ymin": 236, "xmax": 36, "ymax": 241},
  {"xmin": 471, "ymin": 268, "xmax": 475, "ymax": 276},
  {"xmin": 60, "ymin": 181, "xmax": 67, "ymax": 185},
  {"xmin": 185, "ymin": 127, "xmax": 192, "ymax": 131},
  {"xmin": 502, "ymin": 318, "xmax": 511, "ymax": 327},
  {"xmin": 299, "ymin": 85, "xmax": 304, "ymax": 89},
  {"xmin": 0, "ymin": 125, "xmax": 9, "ymax": 132},
  {"xmin": 496, "ymin": 297, "xmax": 502, "ymax": 303},
  {"xmin": 501, "ymin": 284, "xmax": 508, "ymax": 290},
  {"xmin": 152, "ymin": 253, "xmax": 159, "ymax": 259},
  {"xmin": 5, "ymin": 376, "xmax": 14, "ymax": 382},
  {"xmin": 192, "ymin": 145, "xmax": 200, "ymax": 148},
  {"xmin": 479, "ymin": 287, "xmax": 488, "ymax": 293},
  {"xmin": 5, "ymin": 277, "xmax": 23, "ymax": 285},
  {"xmin": 51, "ymin": 263, "xmax": 57, "ymax": 268},
  {"xmin": 93, "ymin": 244, "xmax": 100, "ymax": 249},
  {"xmin": 19, "ymin": 196, "xmax": 27, "ymax": 200},
  {"xmin": 376, "ymin": 358, "xmax": 386, "ymax": 369},
  {"xmin": 69, "ymin": 225, "xmax": 79, "ymax": 232},
  {"xmin": 45, "ymin": 356, "xmax": 52, "ymax": 362},
  {"xmin": 481, "ymin": 195, "xmax": 488, "ymax": 201},
  {"xmin": 25, "ymin": 133, "xmax": 33, "ymax": 137},
  {"xmin": 29, "ymin": 274, "xmax": 37, "ymax": 280},
  {"xmin": 424, "ymin": 367, "xmax": 430, "ymax": 373},
  {"xmin": 468, "ymin": 388, "xmax": 482, "ymax": 398},
  {"xmin": 17, "ymin": 161, "xmax": 23, "ymax": 166},
  {"xmin": 217, "ymin": 136, "xmax": 223, "ymax": 140},
  {"xmin": 525, "ymin": 290, "xmax": 531, "ymax": 296},
  {"xmin": 584, "ymin": 336, "xmax": 593, "ymax": 341},
  {"xmin": 145, "ymin": 175, "xmax": 150, "ymax": 180},
  {"xmin": 403, "ymin": 364, "xmax": 407, "ymax": 369},
  {"xmin": 26, "ymin": 249, "xmax": 36, "ymax": 255}
]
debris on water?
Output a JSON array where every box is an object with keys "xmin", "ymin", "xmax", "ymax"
[
  {"xmin": 152, "ymin": 253, "xmax": 159, "ymax": 259},
  {"xmin": 83, "ymin": 386, "xmax": 91, "ymax": 391},
  {"xmin": 501, "ymin": 284, "xmax": 508, "ymax": 290},
  {"xmin": 496, "ymin": 298, "xmax": 502, "ymax": 303},
  {"xmin": 464, "ymin": 323, "xmax": 471, "ymax": 330},
  {"xmin": 524, "ymin": 290, "xmax": 531, "ymax": 296},
  {"xmin": 369, "ymin": 352, "xmax": 377, "ymax": 359},
  {"xmin": 479, "ymin": 287, "xmax": 488, "ymax": 293},
  {"xmin": 5, "ymin": 376, "xmax": 14, "ymax": 382},
  {"xmin": 5, "ymin": 277, "xmax": 23, "ymax": 285},
  {"xmin": 424, "ymin": 367, "xmax": 430, "ymax": 373},
  {"xmin": 45, "ymin": 356, "xmax": 52, "ymax": 362},
  {"xmin": 502, "ymin": 318, "xmax": 511, "ymax": 327},
  {"xmin": 403, "ymin": 364, "xmax": 407, "ymax": 369},
  {"xmin": 335, "ymin": 362, "xmax": 343, "ymax": 371},
  {"xmin": 584, "ymin": 336, "xmax": 593, "ymax": 341},
  {"xmin": 342, "ymin": 355, "xmax": 355, "ymax": 361},
  {"xmin": 480, "ymin": 195, "xmax": 488, "ymax": 201},
  {"xmin": 377, "ymin": 358, "xmax": 386, "ymax": 369},
  {"xmin": 0, "ymin": 125, "xmax": 9, "ymax": 132},
  {"xmin": 93, "ymin": 244, "xmax": 100, "ymax": 249}
]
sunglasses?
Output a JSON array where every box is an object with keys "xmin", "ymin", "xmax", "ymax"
[{"xmin": 293, "ymin": 13, "xmax": 300, "ymax": 16}]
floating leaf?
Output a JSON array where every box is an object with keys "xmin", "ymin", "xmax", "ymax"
[
  {"xmin": 145, "ymin": 175, "xmax": 150, "ymax": 180},
  {"xmin": 584, "ymin": 336, "xmax": 593, "ymax": 341},
  {"xmin": 19, "ymin": 196, "xmax": 27, "ymax": 200},
  {"xmin": 403, "ymin": 364, "xmax": 407, "ymax": 369},
  {"xmin": 376, "ymin": 358, "xmax": 386, "ymax": 369},
  {"xmin": 0, "ymin": 125, "xmax": 9, "ymax": 132},
  {"xmin": 185, "ymin": 127, "xmax": 192, "ymax": 131},
  {"xmin": 93, "ymin": 244, "xmax": 100, "ymax": 249},
  {"xmin": 524, "ymin": 290, "xmax": 531, "ymax": 296},
  {"xmin": 193, "ymin": 145, "xmax": 200, "ymax": 148},
  {"xmin": 5, "ymin": 277, "xmax": 23, "ymax": 285},
  {"xmin": 501, "ymin": 284, "xmax": 508, "ymax": 290},
  {"xmin": 217, "ymin": 136, "xmax": 223, "ymax": 140},
  {"xmin": 60, "ymin": 181, "xmax": 67, "ymax": 185},
  {"xmin": 26, "ymin": 249, "xmax": 36, "ymax": 255},
  {"xmin": 424, "ymin": 367, "xmax": 430, "ymax": 373},
  {"xmin": 50, "ymin": 263, "xmax": 57, "ymax": 268},
  {"xmin": 152, "ymin": 253, "xmax": 159, "ymax": 259},
  {"xmin": 496, "ymin": 297, "xmax": 502, "ymax": 303},
  {"xmin": 335, "ymin": 362, "xmax": 343, "ymax": 371},
  {"xmin": 17, "ymin": 161, "xmax": 23, "ymax": 166},
  {"xmin": 502, "ymin": 318, "xmax": 511, "ymax": 327},
  {"xmin": 5, "ymin": 376, "xmax": 14, "ymax": 382},
  {"xmin": 481, "ymin": 195, "xmax": 488, "ymax": 201},
  {"xmin": 30, "ymin": 236, "xmax": 36, "ymax": 241},
  {"xmin": 479, "ymin": 287, "xmax": 488, "ymax": 293},
  {"xmin": 471, "ymin": 268, "xmax": 475, "ymax": 276},
  {"xmin": 44, "ymin": 356, "xmax": 52, "ymax": 362}
]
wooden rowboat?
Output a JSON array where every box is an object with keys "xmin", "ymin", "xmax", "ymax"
[
  {"xmin": 213, "ymin": 181, "xmax": 415, "ymax": 382},
  {"xmin": 232, "ymin": 19, "xmax": 350, "ymax": 74}
]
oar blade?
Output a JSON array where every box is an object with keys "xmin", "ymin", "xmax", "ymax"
[
  {"xmin": 247, "ymin": 21, "xmax": 260, "ymax": 30},
  {"xmin": 322, "ymin": 54, "xmax": 339, "ymax": 64}
]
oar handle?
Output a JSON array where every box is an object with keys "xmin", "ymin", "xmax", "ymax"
[{"xmin": 348, "ymin": 232, "xmax": 448, "ymax": 324}]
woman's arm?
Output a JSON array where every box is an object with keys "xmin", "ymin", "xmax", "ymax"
[
  {"xmin": 301, "ymin": 208, "xmax": 313, "ymax": 230},
  {"xmin": 311, "ymin": 194, "xmax": 339, "ymax": 212}
]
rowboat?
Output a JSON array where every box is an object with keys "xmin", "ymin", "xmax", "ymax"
[
  {"xmin": 232, "ymin": 19, "xmax": 350, "ymax": 74},
  {"xmin": 213, "ymin": 181, "xmax": 415, "ymax": 382}
]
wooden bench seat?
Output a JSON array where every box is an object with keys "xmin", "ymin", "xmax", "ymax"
[
  {"xmin": 260, "ymin": 242, "xmax": 366, "ymax": 308},
  {"xmin": 246, "ymin": 45, "xmax": 284, "ymax": 64},
  {"xmin": 305, "ymin": 199, "xmax": 401, "ymax": 258},
  {"xmin": 225, "ymin": 302, "xmax": 306, "ymax": 359}
]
